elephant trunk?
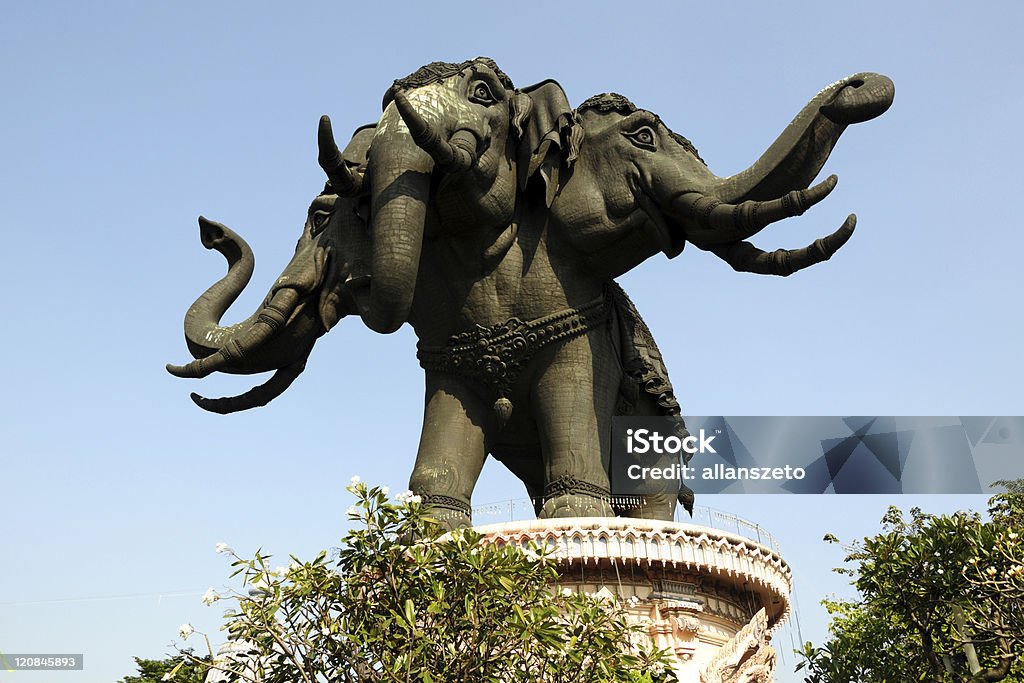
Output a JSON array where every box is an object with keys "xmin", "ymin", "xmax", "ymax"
[
  {"xmin": 180, "ymin": 217, "xmax": 259, "ymax": 359},
  {"xmin": 712, "ymin": 73, "xmax": 894, "ymax": 202},
  {"xmin": 361, "ymin": 105, "xmax": 437, "ymax": 334}
]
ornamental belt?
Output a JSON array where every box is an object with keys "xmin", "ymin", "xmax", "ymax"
[{"xmin": 416, "ymin": 294, "xmax": 611, "ymax": 425}]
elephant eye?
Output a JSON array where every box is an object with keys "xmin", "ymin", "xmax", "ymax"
[
  {"xmin": 469, "ymin": 80, "xmax": 496, "ymax": 105},
  {"xmin": 310, "ymin": 210, "xmax": 332, "ymax": 236},
  {"xmin": 623, "ymin": 126, "xmax": 657, "ymax": 151}
]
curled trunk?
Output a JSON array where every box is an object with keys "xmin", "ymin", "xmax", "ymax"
[
  {"xmin": 181, "ymin": 217, "xmax": 258, "ymax": 359},
  {"xmin": 170, "ymin": 218, "xmax": 327, "ymax": 378}
]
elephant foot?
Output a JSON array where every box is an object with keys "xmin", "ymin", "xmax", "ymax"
[
  {"xmin": 418, "ymin": 493, "xmax": 473, "ymax": 531},
  {"xmin": 540, "ymin": 493, "xmax": 615, "ymax": 518},
  {"xmin": 538, "ymin": 476, "xmax": 614, "ymax": 519}
]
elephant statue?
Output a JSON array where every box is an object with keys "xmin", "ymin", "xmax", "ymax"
[{"xmin": 169, "ymin": 58, "xmax": 894, "ymax": 528}]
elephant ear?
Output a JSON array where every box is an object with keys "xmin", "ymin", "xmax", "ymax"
[
  {"xmin": 342, "ymin": 122, "xmax": 377, "ymax": 167},
  {"xmin": 513, "ymin": 80, "xmax": 577, "ymax": 207}
]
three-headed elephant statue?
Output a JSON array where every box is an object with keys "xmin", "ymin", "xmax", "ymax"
[{"xmin": 169, "ymin": 57, "xmax": 894, "ymax": 528}]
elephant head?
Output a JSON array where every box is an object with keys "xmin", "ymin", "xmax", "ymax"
[
  {"xmin": 315, "ymin": 57, "xmax": 527, "ymax": 334},
  {"xmin": 548, "ymin": 73, "xmax": 895, "ymax": 278},
  {"xmin": 166, "ymin": 125, "xmax": 375, "ymax": 413}
]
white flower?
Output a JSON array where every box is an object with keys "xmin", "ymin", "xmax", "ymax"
[
  {"xmin": 215, "ymin": 542, "xmax": 231, "ymax": 554},
  {"xmin": 380, "ymin": 485, "xmax": 390, "ymax": 496},
  {"xmin": 350, "ymin": 475, "xmax": 361, "ymax": 485},
  {"xmin": 395, "ymin": 490, "xmax": 423, "ymax": 504},
  {"xmin": 321, "ymin": 627, "xmax": 331, "ymax": 636},
  {"xmin": 179, "ymin": 623, "xmax": 194, "ymax": 639},
  {"xmin": 1009, "ymin": 532, "xmax": 1019, "ymax": 540},
  {"xmin": 561, "ymin": 588, "xmax": 574, "ymax": 597},
  {"xmin": 201, "ymin": 587, "xmax": 219, "ymax": 606},
  {"xmin": 346, "ymin": 505, "xmax": 359, "ymax": 518},
  {"xmin": 987, "ymin": 566, "xmax": 998, "ymax": 576}
]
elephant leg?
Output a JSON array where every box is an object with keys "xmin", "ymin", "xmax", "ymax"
[
  {"xmin": 531, "ymin": 331, "xmax": 618, "ymax": 518},
  {"xmin": 409, "ymin": 372, "xmax": 493, "ymax": 530},
  {"xmin": 620, "ymin": 391, "xmax": 680, "ymax": 522}
]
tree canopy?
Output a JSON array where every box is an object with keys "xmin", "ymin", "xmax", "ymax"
[
  {"xmin": 797, "ymin": 481, "xmax": 1024, "ymax": 683},
  {"xmin": 118, "ymin": 654, "xmax": 208, "ymax": 683}
]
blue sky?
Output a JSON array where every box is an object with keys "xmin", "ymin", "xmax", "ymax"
[{"xmin": 1, "ymin": 2, "xmax": 1021, "ymax": 682}]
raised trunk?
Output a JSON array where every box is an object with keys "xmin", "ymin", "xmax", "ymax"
[
  {"xmin": 181, "ymin": 217, "xmax": 259, "ymax": 359},
  {"xmin": 712, "ymin": 73, "xmax": 894, "ymax": 202}
]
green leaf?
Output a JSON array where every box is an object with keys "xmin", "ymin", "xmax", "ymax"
[{"xmin": 404, "ymin": 598, "xmax": 416, "ymax": 627}]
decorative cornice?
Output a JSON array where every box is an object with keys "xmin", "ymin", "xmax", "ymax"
[{"xmin": 476, "ymin": 518, "xmax": 792, "ymax": 629}]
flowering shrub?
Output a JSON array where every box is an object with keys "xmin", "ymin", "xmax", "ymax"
[{"xmin": 173, "ymin": 481, "xmax": 677, "ymax": 683}]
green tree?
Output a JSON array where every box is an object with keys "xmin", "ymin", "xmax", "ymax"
[
  {"xmin": 177, "ymin": 482, "xmax": 676, "ymax": 683},
  {"xmin": 118, "ymin": 654, "xmax": 208, "ymax": 683},
  {"xmin": 797, "ymin": 482, "xmax": 1024, "ymax": 683}
]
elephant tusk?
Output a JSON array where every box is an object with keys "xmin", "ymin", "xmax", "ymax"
[
  {"xmin": 166, "ymin": 288, "xmax": 300, "ymax": 378},
  {"xmin": 189, "ymin": 359, "xmax": 308, "ymax": 414},
  {"xmin": 393, "ymin": 89, "xmax": 476, "ymax": 173},
  {"xmin": 674, "ymin": 175, "xmax": 838, "ymax": 244},
  {"xmin": 707, "ymin": 214, "xmax": 856, "ymax": 276},
  {"xmin": 318, "ymin": 115, "xmax": 363, "ymax": 196}
]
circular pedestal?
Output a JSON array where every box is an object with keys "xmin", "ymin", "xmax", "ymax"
[{"xmin": 476, "ymin": 517, "xmax": 791, "ymax": 683}]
